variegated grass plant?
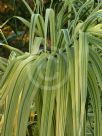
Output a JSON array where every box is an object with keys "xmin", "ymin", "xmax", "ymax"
[{"xmin": 0, "ymin": 0, "xmax": 102, "ymax": 136}]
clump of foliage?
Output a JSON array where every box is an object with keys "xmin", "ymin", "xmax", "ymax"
[{"xmin": 0, "ymin": 0, "xmax": 102, "ymax": 136}]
